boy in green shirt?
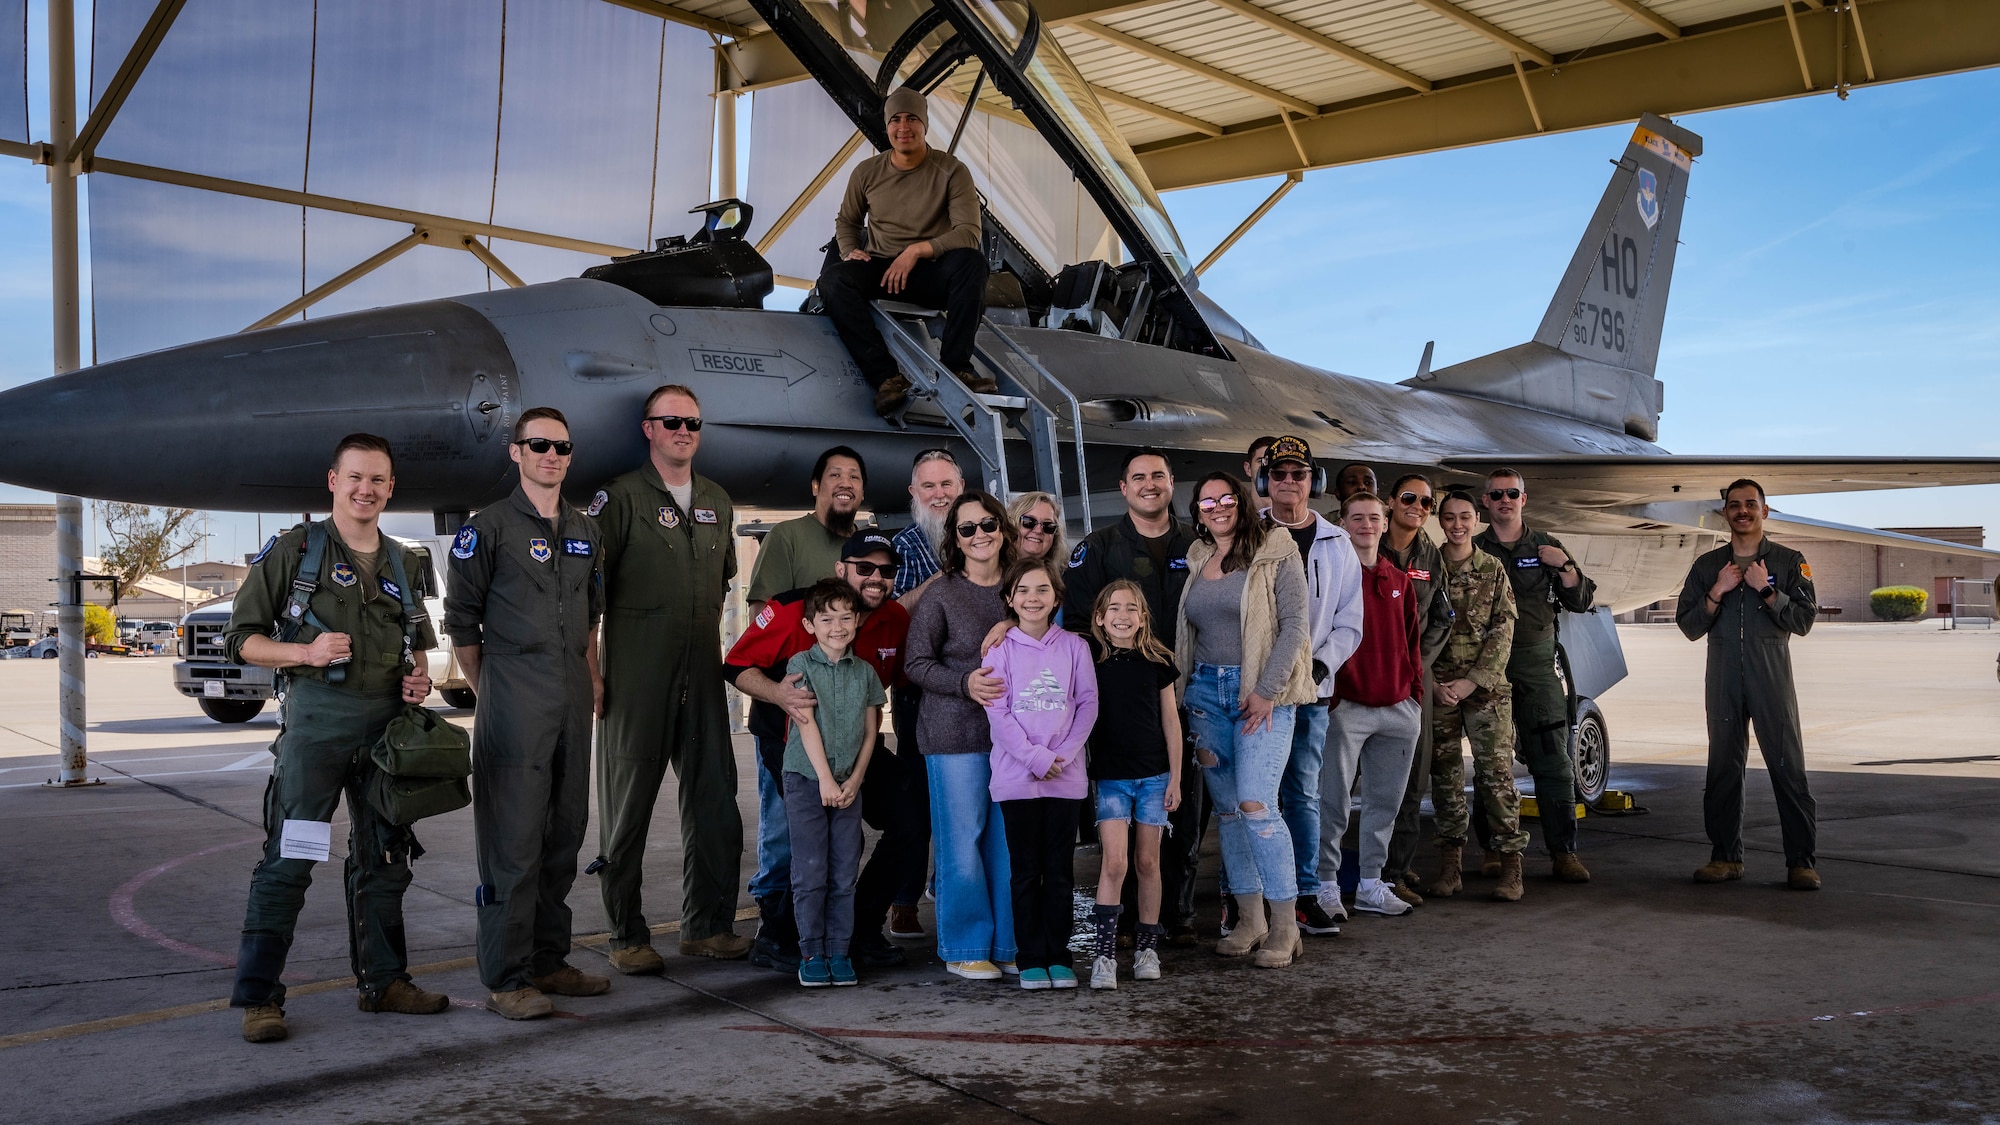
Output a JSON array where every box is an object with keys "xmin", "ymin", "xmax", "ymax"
[{"xmin": 784, "ymin": 579, "xmax": 886, "ymax": 987}]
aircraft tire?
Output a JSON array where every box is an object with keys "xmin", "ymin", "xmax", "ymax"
[{"xmin": 1571, "ymin": 701, "xmax": 1609, "ymax": 806}]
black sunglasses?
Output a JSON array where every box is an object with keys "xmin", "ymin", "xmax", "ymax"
[
  {"xmin": 1397, "ymin": 491, "xmax": 1434, "ymax": 510},
  {"xmin": 955, "ymin": 516, "xmax": 1000, "ymax": 538},
  {"xmin": 647, "ymin": 415, "xmax": 703, "ymax": 432},
  {"xmin": 514, "ymin": 437, "xmax": 573, "ymax": 456},
  {"xmin": 1019, "ymin": 514, "xmax": 1059, "ymax": 535},
  {"xmin": 844, "ymin": 559, "xmax": 899, "ymax": 578},
  {"xmin": 1268, "ymin": 467, "xmax": 1312, "ymax": 482},
  {"xmin": 1485, "ymin": 488, "xmax": 1522, "ymax": 501}
]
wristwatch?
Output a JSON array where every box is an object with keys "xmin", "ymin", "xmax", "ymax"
[{"xmin": 1759, "ymin": 582, "xmax": 1778, "ymax": 599}]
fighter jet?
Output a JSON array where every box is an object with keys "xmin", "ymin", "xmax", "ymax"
[{"xmin": 4, "ymin": 0, "xmax": 1997, "ymax": 780}]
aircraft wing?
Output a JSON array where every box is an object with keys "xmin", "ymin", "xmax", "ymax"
[{"xmin": 1434, "ymin": 455, "xmax": 2000, "ymax": 506}]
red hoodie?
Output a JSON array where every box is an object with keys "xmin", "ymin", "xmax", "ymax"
[{"xmin": 1333, "ymin": 554, "xmax": 1423, "ymax": 708}]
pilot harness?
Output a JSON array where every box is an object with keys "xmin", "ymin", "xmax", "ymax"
[{"xmin": 272, "ymin": 521, "xmax": 424, "ymax": 706}]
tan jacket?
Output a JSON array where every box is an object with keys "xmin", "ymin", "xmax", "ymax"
[{"xmin": 1174, "ymin": 532, "xmax": 1317, "ymax": 707}]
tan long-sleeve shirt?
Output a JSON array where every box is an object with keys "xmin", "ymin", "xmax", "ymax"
[{"xmin": 834, "ymin": 147, "xmax": 982, "ymax": 259}]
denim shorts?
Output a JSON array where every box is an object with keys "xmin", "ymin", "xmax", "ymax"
[{"xmin": 1094, "ymin": 772, "xmax": 1172, "ymax": 828}]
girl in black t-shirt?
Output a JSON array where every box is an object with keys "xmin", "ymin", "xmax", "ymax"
[{"xmin": 1084, "ymin": 580, "xmax": 1184, "ymax": 990}]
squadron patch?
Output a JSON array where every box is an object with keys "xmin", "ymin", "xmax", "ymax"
[
  {"xmin": 1799, "ymin": 562, "xmax": 1813, "ymax": 579},
  {"xmin": 1067, "ymin": 543, "xmax": 1087, "ymax": 569},
  {"xmin": 693, "ymin": 507, "xmax": 718, "ymax": 524},
  {"xmin": 329, "ymin": 562, "xmax": 358, "ymax": 587},
  {"xmin": 586, "ymin": 490, "xmax": 609, "ymax": 517},
  {"xmin": 528, "ymin": 537, "xmax": 553, "ymax": 563},
  {"xmin": 380, "ymin": 578, "xmax": 402, "ymax": 599},
  {"xmin": 251, "ymin": 535, "xmax": 277, "ymax": 565},
  {"xmin": 659, "ymin": 506, "xmax": 680, "ymax": 529},
  {"xmin": 562, "ymin": 538, "xmax": 592, "ymax": 557},
  {"xmin": 451, "ymin": 526, "xmax": 478, "ymax": 559},
  {"xmin": 1634, "ymin": 167, "xmax": 1660, "ymax": 230},
  {"xmin": 1168, "ymin": 557, "xmax": 1189, "ymax": 571}
]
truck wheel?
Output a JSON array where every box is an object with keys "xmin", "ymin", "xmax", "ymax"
[
  {"xmin": 1571, "ymin": 703, "xmax": 1609, "ymax": 806},
  {"xmin": 440, "ymin": 686, "xmax": 477, "ymax": 711},
  {"xmin": 200, "ymin": 698, "xmax": 266, "ymax": 724},
  {"xmin": 41, "ymin": 650, "xmax": 56, "ymax": 658}
]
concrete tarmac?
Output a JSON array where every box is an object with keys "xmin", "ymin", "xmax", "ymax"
[{"xmin": 2, "ymin": 622, "xmax": 1998, "ymax": 1123}]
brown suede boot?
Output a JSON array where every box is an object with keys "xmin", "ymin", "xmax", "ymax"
[
  {"xmin": 1492, "ymin": 853, "xmax": 1524, "ymax": 901},
  {"xmin": 1432, "ymin": 844, "xmax": 1463, "ymax": 898},
  {"xmin": 1215, "ymin": 894, "xmax": 1266, "ymax": 957},
  {"xmin": 1552, "ymin": 852, "xmax": 1591, "ymax": 884},
  {"xmin": 1480, "ymin": 850, "xmax": 1502, "ymax": 878},
  {"xmin": 1253, "ymin": 899, "xmax": 1301, "ymax": 968}
]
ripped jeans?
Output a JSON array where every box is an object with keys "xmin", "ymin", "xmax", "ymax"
[{"xmin": 1185, "ymin": 663, "xmax": 1299, "ymax": 902}]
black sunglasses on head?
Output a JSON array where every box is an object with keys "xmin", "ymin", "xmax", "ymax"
[
  {"xmin": 647, "ymin": 415, "xmax": 703, "ymax": 432},
  {"xmin": 1486, "ymin": 488, "xmax": 1522, "ymax": 501},
  {"xmin": 955, "ymin": 516, "xmax": 1000, "ymax": 538},
  {"xmin": 1397, "ymin": 491, "xmax": 1434, "ymax": 510},
  {"xmin": 514, "ymin": 437, "xmax": 573, "ymax": 456},
  {"xmin": 1019, "ymin": 514, "xmax": 1059, "ymax": 535},
  {"xmin": 844, "ymin": 559, "xmax": 899, "ymax": 578}
]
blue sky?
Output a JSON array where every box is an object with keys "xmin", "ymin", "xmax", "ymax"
[{"xmin": 2, "ymin": 12, "xmax": 1997, "ymax": 562}]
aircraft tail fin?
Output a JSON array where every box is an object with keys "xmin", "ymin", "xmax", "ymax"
[{"xmin": 1405, "ymin": 113, "xmax": 1701, "ymax": 441}]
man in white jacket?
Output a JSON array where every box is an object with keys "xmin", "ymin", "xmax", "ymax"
[{"xmin": 1257, "ymin": 436, "xmax": 1363, "ymax": 937}]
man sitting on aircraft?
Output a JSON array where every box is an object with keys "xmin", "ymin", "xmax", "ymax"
[{"xmin": 818, "ymin": 86, "xmax": 994, "ymax": 418}]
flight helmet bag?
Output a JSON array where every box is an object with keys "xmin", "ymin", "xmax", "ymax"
[{"xmin": 368, "ymin": 704, "xmax": 472, "ymax": 825}]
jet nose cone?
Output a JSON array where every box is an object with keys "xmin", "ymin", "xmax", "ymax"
[{"xmin": 0, "ymin": 300, "xmax": 521, "ymax": 512}]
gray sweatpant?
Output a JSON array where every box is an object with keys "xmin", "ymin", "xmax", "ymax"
[{"xmin": 1317, "ymin": 697, "xmax": 1422, "ymax": 884}]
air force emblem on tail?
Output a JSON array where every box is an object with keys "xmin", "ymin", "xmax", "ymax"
[{"xmin": 1635, "ymin": 167, "xmax": 1660, "ymax": 230}]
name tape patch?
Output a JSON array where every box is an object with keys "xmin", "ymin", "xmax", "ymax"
[
  {"xmin": 563, "ymin": 538, "xmax": 593, "ymax": 557},
  {"xmin": 693, "ymin": 507, "xmax": 718, "ymax": 524}
]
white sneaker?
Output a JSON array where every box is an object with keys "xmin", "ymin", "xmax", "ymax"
[
  {"xmin": 1090, "ymin": 955, "xmax": 1118, "ymax": 990},
  {"xmin": 1353, "ymin": 879, "xmax": 1412, "ymax": 917},
  {"xmin": 1132, "ymin": 949, "xmax": 1161, "ymax": 981},
  {"xmin": 1314, "ymin": 886, "xmax": 1350, "ymax": 924}
]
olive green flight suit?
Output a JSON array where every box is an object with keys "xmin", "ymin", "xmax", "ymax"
[
  {"xmin": 443, "ymin": 486, "xmax": 603, "ymax": 991},
  {"xmin": 1383, "ymin": 531, "xmax": 1454, "ymax": 879},
  {"xmin": 1473, "ymin": 524, "xmax": 1595, "ymax": 856},
  {"xmin": 591, "ymin": 465, "xmax": 740, "ymax": 947},
  {"xmin": 225, "ymin": 521, "xmax": 438, "ymax": 1008},
  {"xmin": 1430, "ymin": 547, "xmax": 1530, "ymax": 853},
  {"xmin": 1675, "ymin": 538, "xmax": 1818, "ymax": 868}
]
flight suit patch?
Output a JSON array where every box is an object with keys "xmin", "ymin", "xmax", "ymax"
[
  {"xmin": 1408, "ymin": 568, "xmax": 1432, "ymax": 582},
  {"xmin": 1515, "ymin": 557, "xmax": 1542, "ymax": 568},
  {"xmin": 381, "ymin": 578, "xmax": 401, "ymax": 599},
  {"xmin": 330, "ymin": 562, "xmax": 357, "ymax": 587},
  {"xmin": 251, "ymin": 535, "xmax": 276, "ymax": 564},
  {"xmin": 659, "ymin": 506, "xmax": 680, "ymax": 529},
  {"xmin": 1799, "ymin": 562, "xmax": 1813, "ymax": 578},
  {"xmin": 693, "ymin": 507, "xmax": 718, "ymax": 524},
  {"xmin": 451, "ymin": 526, "xmax": 478, "ymax": 559},
  {"xmin": 1067, "ymin": 543, "xmax": 1087, "ymax": 569},
  {"xmin": 563, "ymin": 538, "xmax": 592, "ymax": 557},
  {"xmin": 1169, "ymin": 557, "xmax": 1189, "ymax": 570},
  {"xmin": 587, "ymin": 490, "xmax": 609, "ymax": 517},
  {"xmin": 528, "ymin": 538, "xmax": 553, "ymax": 563}
]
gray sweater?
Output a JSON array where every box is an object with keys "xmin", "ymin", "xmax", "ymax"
[
  {"xmin": 1184, "ymin": 557, "xmax": 1310, "ymax": 700},
  {"xmin": 903, "ymin": 571, "xmax": 1009, "ymax": 755}
]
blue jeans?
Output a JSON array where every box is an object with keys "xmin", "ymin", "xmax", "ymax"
[
  {"xmin": 748, "ymin": 737, "xmax": 791, "ymax": 900},
  {"xmin": 1094, "ymin": 772, "xmax": 1172, "ymax": 828},
  {"xmin": 1281, "ymin": 702, "xmax": 1329, "ymax": 896},
  {"xmin": 1185, "ymin": 664, "xmax": 1298, "ymax": 902},
  {"xmin": 925, "ymin": 752, "xmax": 1016, "ymax": 964}
]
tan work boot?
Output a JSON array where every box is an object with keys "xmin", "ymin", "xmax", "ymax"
[
  {"xmin": 1391, "ymin": 882, "xmax": 1424, "ymax": 908},
  {"xmin": 531, "ymin": 965, "xmax": 610, "ymax": 996},
  {"xmin": 1693, "ymin": 860, "xmax": 1745, "ymax": 884},
  {"xmin": 873, "ymin": 374, "xmax": 912, "ymax": 418},
  {"xmin": 487, "ymin": 987, "xmax": 555, "ymax": 1020},
  {"xmin": 1480, "ymin": 850, "xmax": 1503, "ymax": 878},
  {"xmin": 1492, "ymin": 853, "xmax": 1524, "ymax": 901},
  {"xmin": 357, "ymin": 979, "xmax": 449, "ymax": 1015},
  {"xmin": 1551, "ymin": 852, "xmax": 1591, "ymax": 884},
  {"xmin": 240, "ymin": 1003, "xmax": 287, "ymax": 1043},
  {"xmin": 679, "ymin": 932, "xmax": 754, "ymax": 960},
  {"xmin": 1253, "ymin": 899, "xmax": 1302, "ymax": 968},
  {"xmin": 1432, "ymin": 844, "xmax": 1464, "ymax": 898},
  {"xmin": 608, "ymin": 945, "xmax": 665, "ymax": 975},
  {"xmin": 1214, "ymin": 894, "xmax": 1266, "ymax": 957},
  {"xmin": 1787, "ymin": 866, "xmax": 1822, "ymax": 891}
]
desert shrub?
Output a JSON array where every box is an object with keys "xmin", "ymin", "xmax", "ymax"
[{"xmin": 1869, "ymin": 586, "xmax": 1928, "ymax": 621}]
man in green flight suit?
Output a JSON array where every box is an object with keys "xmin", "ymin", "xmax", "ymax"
[
  {"xmin": 589, "ymin": 383, "xmax": 751, "ymax": 969},
  {"xmin": 1473, "ymin": 468, "xmax": 1596, "ymax": 884},
  {"xmin": 226, "ymin": 433, "xmax": 446, "ymax": 1043}
]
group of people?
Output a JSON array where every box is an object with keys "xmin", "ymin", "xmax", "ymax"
[{"xmin": 219, "ymin": 383, "xmax": 1825, "ymax": 1039}]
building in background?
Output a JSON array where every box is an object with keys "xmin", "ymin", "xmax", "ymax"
[
  {"xmin": 1622, "ymin": 526, "xmax": 2000, "ymax": 621},
  {"xmin": 0, "ymin": 504, "xmax": 56, "ymax": 627}
]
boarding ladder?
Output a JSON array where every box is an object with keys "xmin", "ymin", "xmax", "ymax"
[{"xmin": 870, "ymin": 304, "xmax": 1094, "ymax": 533}]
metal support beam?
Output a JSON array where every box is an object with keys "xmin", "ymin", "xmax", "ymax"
[
  {"xmin": 244, "ymin": 229, "xmax": 433, "ymax": 331},
  {"xmin": 1090, "ymin": 84, "xmax": 1223, "ymax": 136},
  {"xmin": 1402, "ymin": 0, "xmax": 1554, "ymax": 67},
  {"xmin": 1596, "ymin": 0, "xmax": 1681, "ymax": 39},
  {"xmin": 0, "ymin": 138, "xmax": 39, "ymax": 161},
  {"xmin": 754, "ymin": 130, "xmax": 866, "ymax": 255},
  {"xmin": 1205, "ymin": 0, "xmax": 1431, "ymax": 92},
  {"xmin": 1847, "ymin": 0, "xmax": 1877, "ymax": 81},
  {"xmin": 87, "ymin": 158, "xmax": 641, "ymax": 257},
  {"xmin": 1277, "ymin": 108, "xmax": 1309, "ymax": 168},
  {"xmin": 1072, "ymin": 20, "xmax": 1318, "ymax": 116},
  {"xmin": 716, "ymin": 88, "xmax": 739, "ymax": 198},
  {"xmin": 1511, "ymin": 52, "xmax": 1544, "ymax": 132},
  {"xmin": 1193, "ymin": 170, "xmax": 1300, "ymax": 275},
  {"xmin": 1782, "ymin": 0, "xmax": 1815, "ymax": 90},
  {"xmin": 460, "ymin": 234, "xmax": 527, "ymax": 288},
  {"xmin": 71, "ymin": 0, "xmax": 186, "ymax": 166},
  {"xmin": 597, "ymin": 0, "xmax": 752, "ymax": 39}
]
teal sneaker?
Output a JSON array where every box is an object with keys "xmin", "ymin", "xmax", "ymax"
[
  {"xmin": 1048, "ymin": 965, "xmax": 1078, "ymax": 989},
  {"xmin": 798, "ymin": 957, "xmax": 832, "ymax": 987},
  {"xmin": 829, "ymin": 956, "xmax": 858, "ymax": 986},
  {"xmin": 1018, "ymin": 967, "xmax": 1051, "ymax": 990}
]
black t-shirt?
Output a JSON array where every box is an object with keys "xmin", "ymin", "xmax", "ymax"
[{"xmin": 1086, "ymin": 637, "xmax": 1179, "ymax": 780}]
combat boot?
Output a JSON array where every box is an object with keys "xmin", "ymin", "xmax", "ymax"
[
  {"xmin": 531, "ymin": 965, "xmax": 610, "ymax": 996},
  {"xmin": 357, "ymin": 979, "xmax": 449, "ymax": 1015},
  {"xmin": 1551, "ymin": 852, "xmax": 1591, "ymax": 884},
  {"xmin": 1491, "ymin": 853, "xmax": 1523, "ymax": 901},
  {"xmin": 679, "ymin": 932, "xmax": 754, "ymax": 960},
  {"xmin": 1693, "ymin": 860, "xmax": 1744, "ymax": 884},
  {"xmin": 1391, "ymin": 882, "xmax": 1424, "ymax": 908},
  {"xmin": 1787, "ymin": 866, "xmax": 1822, "ymax": 890},
  {"xmin": 1432, "ymin": 843, "xmax": 1464, "ymax": 898},
  {"xmin": 487, "ymin": 987, "xmax": 555, "ymax": 1020},
  {"xmin": 608, "ymin": 945, "xmax": 665, "ymax": 975},
  {"xmin": 1215, "ymin": 894, "xmax": 1266, "ymax": 957},
  {"xmin": 240, "ymin": 1003, "xmax": 287, "ymax": 1043},
  {"xmin": 1253, "ymin": 899, "xmax": 1301, "ymax": 968},
  {"xmin": 1480, "ymin": 850, "xmax": 1503, "ymax": 878}
]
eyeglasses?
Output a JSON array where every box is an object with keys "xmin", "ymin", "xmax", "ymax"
[
  {"xmin": 1019, "ymin": 514, "xmax": 1059, "ymax": 535},
  {"xmin": 914, "ymin": 448, "xmax": 957, "ymax": 465},
  {"xmin": 955, "ymin": 516, "xmax": 1000, "ymax": 538},
  {"xmin": 1485, "ymin": 488, "xmax": 1522, "ymax": 501},
  {"xmin": 1196, "ymin": 494, "xmax": 1239, "ymax": 512},
  {"xmin": 646, "ymin": 415, "xmax": 703, "ymax": 432},
  {"xmin": 844, "ymin": 559, "xmax": 899, "ymax": 578},
  {"xmin": 1397, "ymin": 491, "xmax": 1434, "ymax": 510},
  {"xmin": 514, "ymin": 438, "xmax": 573, "ymax": 456},
  {"xmin": 1268, "ymin": 468, "xmax": 1312, "ymax": 482}
]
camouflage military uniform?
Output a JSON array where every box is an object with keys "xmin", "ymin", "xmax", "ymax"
[{"xmin": 1430, "ymin": 547, "xmax": 1530, "ymax": 853}]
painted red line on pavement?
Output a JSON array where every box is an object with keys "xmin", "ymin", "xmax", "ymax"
[
  {"xmin": 107, "ymin": 836, "xmax": 264, "ymax": 968},
  {"xmin": 724, "ymin": 990, "xmax": 2000, "ymax": 1050}
]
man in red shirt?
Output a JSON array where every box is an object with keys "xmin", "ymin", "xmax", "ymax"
[
  {"xmin": 1314, "ymin": 492, "xmax": 1426, "ymax": 920},
  {"xmin": 725, "ymin": 531, "xmax": 910, "ymax": 970}
]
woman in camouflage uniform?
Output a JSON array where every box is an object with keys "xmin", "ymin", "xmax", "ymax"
[{"xmin": 1429, "ymin": 491, "xmax": 1531, "ymax": 902}]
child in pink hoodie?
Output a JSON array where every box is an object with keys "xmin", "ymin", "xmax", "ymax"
[{"xmin": 986, "ymin": 555, "xmax": 1099, "ymax": 990}]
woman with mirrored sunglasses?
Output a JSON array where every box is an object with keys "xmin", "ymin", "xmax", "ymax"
[{"xmin": 1006, "ymin": 491, "xmax": 1066, "ymax": 624}]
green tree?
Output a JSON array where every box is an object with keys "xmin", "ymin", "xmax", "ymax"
[
  {"xmin": 100, "ymin": 503, "xmax": 202, "ymax": 586},
  {"xmin": 83, "ymin": 604, "xmax": 117, "ymax": 645}
]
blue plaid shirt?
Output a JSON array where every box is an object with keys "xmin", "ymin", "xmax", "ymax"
[{"xmin": 892, "ymin": 523, "xmax": 943, "ymax": 598}]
